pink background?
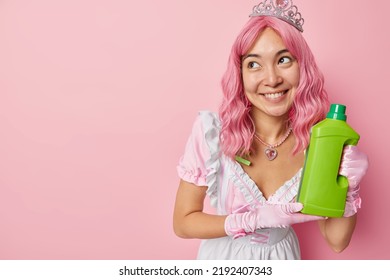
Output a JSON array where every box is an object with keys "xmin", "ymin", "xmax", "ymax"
[{"xmin": 0, "ymin": 0, "xmax": 388, "ymax": 259}]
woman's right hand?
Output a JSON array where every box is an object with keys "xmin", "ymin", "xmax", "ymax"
[{"xmin": 225, "ymin": 202, "xmax": 325, "ymax": 238}]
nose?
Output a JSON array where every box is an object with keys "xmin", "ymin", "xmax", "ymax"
[{"xmin": 263, "ymin": 66, "xmax": 283, "ymax": 87}]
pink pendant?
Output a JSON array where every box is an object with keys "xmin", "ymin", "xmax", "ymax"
[{"xmin": 265, "ymin": 148, "xmax": 278, "ymax": 161}]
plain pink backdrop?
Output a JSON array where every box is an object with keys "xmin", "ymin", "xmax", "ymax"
[{"xmin": 0, "ymin": 0, "xmax": 388, "ymax": 259}]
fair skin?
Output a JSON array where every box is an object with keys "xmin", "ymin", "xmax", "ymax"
[{"xmin": 173, "ymin": 28, "xmax": 356, "ymax": 253}]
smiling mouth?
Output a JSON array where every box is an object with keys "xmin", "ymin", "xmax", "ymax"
[{"xmin": 260, "ymin": 90, "xmax": 288, "ymax": 99}]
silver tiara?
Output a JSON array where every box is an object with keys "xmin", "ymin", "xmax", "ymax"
[{"xmin": 250, "ymin": 0, "xmax": 304, "ymax": 32}]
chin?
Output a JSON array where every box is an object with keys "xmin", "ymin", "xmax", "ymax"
[{"xmin": 266, "ymin": 107, "xmax": 291, "ymax": 117}]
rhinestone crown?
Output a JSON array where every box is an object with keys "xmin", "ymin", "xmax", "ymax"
[{"xmin": 250, "ymin": 0, "xmax": 304, "ymax": 32}]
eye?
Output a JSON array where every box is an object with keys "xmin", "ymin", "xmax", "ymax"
[
  {"xmin": 247, "ymin": 61, "xmax": 261, "ymax": 69},
  {"xmin": 278, "ymin": 56, "xmax": 292, "ymax": 64}
]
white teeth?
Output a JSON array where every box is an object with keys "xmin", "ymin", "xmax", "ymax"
[{"xmin": 263, "ymin": 92, "xmax": 284, "ymax": 99}]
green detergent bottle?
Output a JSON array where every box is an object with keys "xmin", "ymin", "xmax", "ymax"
[{"xmin": 297, "ymin": 104, "xmax": 360, "ymax": 217}]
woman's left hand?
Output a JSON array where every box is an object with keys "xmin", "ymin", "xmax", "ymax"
[{"xmin": 339, "ymin": 145, "xmax": 369, "ymax": 217}]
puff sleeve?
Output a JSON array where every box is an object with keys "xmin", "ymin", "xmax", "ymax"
[{"xmin": 177, "ymin": 111, "xmax": 221, "ymax": 206}]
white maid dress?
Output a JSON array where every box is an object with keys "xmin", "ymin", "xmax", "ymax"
[{"xmin": 177, "ymin": 111, "xmax": 302, "ymax": 260}]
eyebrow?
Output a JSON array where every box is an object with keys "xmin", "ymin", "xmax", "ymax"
[{"xmin": 242, "ymin": 49, "xmax": 290, "ymax": 61}]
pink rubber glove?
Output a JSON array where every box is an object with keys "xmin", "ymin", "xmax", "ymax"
[
  {"xmin": 225, "ymin": 203, "xmax": 324, "ymax": 238},
  {"xmin": 339, "ymin": 145, "xmax": 369, "ymax": 217}
]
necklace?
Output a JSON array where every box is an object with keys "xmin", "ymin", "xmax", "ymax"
[{"xmin": 254, "ymin": 127, "xmax": 293, "ymax": 161}]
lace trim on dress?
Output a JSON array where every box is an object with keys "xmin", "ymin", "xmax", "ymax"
[
  {"xmin": 228, "ymin": 161, "xmax": 264, "ymax": 205},
  {"xmin": 200, "ymin": 111, "xmax": 221, "ymax": 208},
  {"xmin": 268, "ymin": 169, "xmax": 302, "ymax": 203},
  {"xmin": 177, "ymin": 168, "xmax": 207, "ymax": 186},
  {"xmin": 229, "ymin": 160, "xmax": 302, "ymax": 205}
]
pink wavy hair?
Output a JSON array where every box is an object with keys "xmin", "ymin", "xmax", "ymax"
[{"xmin": 219, "ymin": 16, "xmax": 329, "ymax": 158}]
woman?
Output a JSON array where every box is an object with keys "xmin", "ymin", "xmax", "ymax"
[{"xmin": 173, "ymin": 0, "xmax": 368, "ymax": 260}]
